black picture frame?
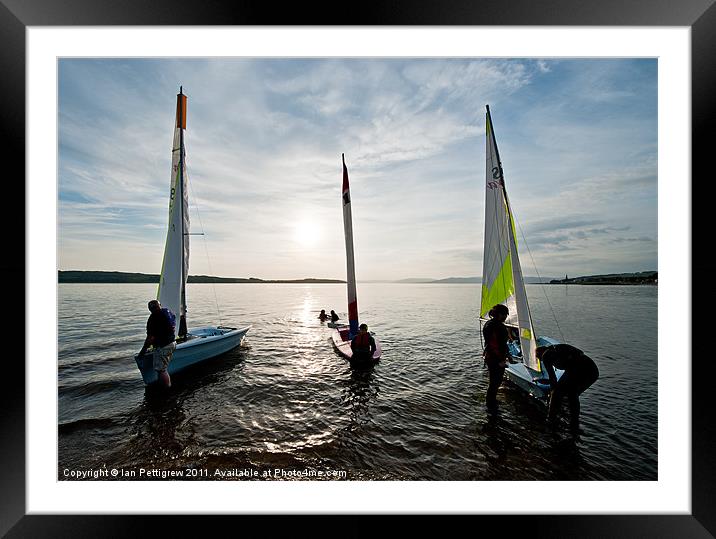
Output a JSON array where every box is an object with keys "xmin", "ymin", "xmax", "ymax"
[{"xmin": 3, "ymin": 1, "xmax": 710, "ymax": 536}]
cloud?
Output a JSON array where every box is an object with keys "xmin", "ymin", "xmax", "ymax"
[{"xmin": 58, "ymin": 58, "xmax": 657, "ymax": 279}]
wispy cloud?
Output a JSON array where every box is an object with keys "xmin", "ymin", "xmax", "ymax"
[{"xmin": 58, "ymin": 58, "xmax": 657, "ymax": 279}]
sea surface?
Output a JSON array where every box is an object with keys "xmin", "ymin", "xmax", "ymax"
[{"xmin": 58, "ymin": 282, "xmax": 657, "ymax": 481}]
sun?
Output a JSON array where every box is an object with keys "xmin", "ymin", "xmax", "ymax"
[{"xmin": 293, "ymin": 221, "xmax": 321, "ymax": 247}]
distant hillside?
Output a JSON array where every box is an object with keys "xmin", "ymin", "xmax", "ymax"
[
  {"xmin": 410, "ymin": 276, "xmax": 555, "ymax": 284},
  {"xmin": 58, "ymin": 271, "xmax": 344, "ymax": 284},
  {"xmin": 59, "ymin": 271, "xmax": 159, "ymax": 283},
  {"xmin": 429, "ymin": 277, "xmax": 480, "ymax": 284},
  {"xmin": 549, "ymin": 271, "xmax": 657, "ymax": 285}
]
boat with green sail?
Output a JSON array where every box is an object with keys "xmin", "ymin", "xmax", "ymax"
[{"xmin": 479, "ymin": 105, "xmax": 562, "ymax": 399}]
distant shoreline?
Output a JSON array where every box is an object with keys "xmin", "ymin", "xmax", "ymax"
[
  {"xmin": 58, "ymin": 270, "xmax": 658, "ymax": 285},
  {"xmin": 548, "ymin": 271, "xmax": 657, "ymax": 285},
  {"xmin": 58, "ymin": 271, "xmax": 345, "ymax": 284}
]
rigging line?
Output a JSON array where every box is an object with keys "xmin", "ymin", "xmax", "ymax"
[
  {"xmin": 185, "ymin": 167, "xmax": 224, "ymax": 326},
  {"xmin": 512, "ymin": 213, "xmax": 566, "ymax": 344}
]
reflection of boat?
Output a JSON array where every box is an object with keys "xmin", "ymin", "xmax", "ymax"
[
  {"xmin": 478, "ymin": 106, "xmax": 561, "ymax": 399},
  {"xmin": 330, "ymin": 155, "xmax": 382, "ymax": 366},
  {"xmin": 135, "ymin": 88, "xmax": 250, "ymax": 385}
]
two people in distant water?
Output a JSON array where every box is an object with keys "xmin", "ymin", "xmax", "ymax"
[
  {"xmin": 318, "ymin": 309, "xmax": 340, "ymax": 323},
  {"xmin": 138, "ymin": 299, "xmax": 176, "ymax": 388},
  {"xmin": 351, "ymin": 323, "xmax": 377, "ymax": 361},
  {"xmin": 536, "ymin": 343, "xmax": 599, "ymax": 432},
  {"xmin": 482, "ymin": 303, "xmax": 599, "ymax": 430},
  {"xmin": 482, "ymin": 304, "xmax": 513, "ymax": 410}
]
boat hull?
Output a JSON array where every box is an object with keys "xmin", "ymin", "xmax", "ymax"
[
  {"xmin": 503, "ymin": 334, "xmax": 563, "ymax": 400},
  {"xmin": 331, "ymin": 325, "xmax": 382, "ymax": 366},
  {"xmin": 135, "ymin": 325, "xmax": 251, "ymax": 385},
  {"xmin": 504, "ymin": 362, "xmax": 551, "ymax": 399}
]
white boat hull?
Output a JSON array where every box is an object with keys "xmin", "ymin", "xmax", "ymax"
[
  {"xmin": 135, "ymin": 325, "xmax": 251, "ymax": 385},
  {"xmin": 503, "ymin": 334, "xmax": 563, "ymax": 400}
]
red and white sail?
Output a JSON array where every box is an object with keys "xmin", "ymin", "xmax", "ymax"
[{"xmin": 342, "ymin": 154, "xmax": 359, "ymax": 338}]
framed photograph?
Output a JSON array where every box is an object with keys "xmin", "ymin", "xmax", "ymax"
[{"xmin": 5, "ymin": 0, "xmax": 710, "ymax": 536}]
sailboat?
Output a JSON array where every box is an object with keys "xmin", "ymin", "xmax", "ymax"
[
  {"xmin": 134, "ymin": 87, "xmax": 251, "ymax": 385},
  {"xmin": 330, "ymin": 154, "xmax": 382, "ymax": 366},
  {"xmin": 479, "ymin": 105, "xmax": 562, "ymax": 399}
]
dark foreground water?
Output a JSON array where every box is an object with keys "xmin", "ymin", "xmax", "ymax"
[{"xmin": 58, "ymin": 282, "xmax": 657, "ymax": 480}]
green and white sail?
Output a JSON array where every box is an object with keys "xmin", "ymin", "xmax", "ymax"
[
  {"xmin": 480, "ymin": 105, "xmax": 539, "ymax": 371},
  {"xmin": 158, "ymin": 88, "xmax": 190, "ymax": 337}
]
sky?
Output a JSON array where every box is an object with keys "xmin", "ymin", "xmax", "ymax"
[{"xmin": 58, "ymin": 58, "xmax": 657, "ymax": 281}]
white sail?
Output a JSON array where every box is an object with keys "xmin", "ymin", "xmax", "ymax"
[
  {"xmin": 481, "ymin": 108, "xmax": 517, "ymax": 325},
  {"xmin": 480, "ymin": 106, "xmax": 539, "ymax": 371},
  {"xmin": 158, "ymin": 90, "xmax": 190, "ymax": 334}
]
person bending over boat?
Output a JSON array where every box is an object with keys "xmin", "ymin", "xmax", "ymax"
[
  {"xmin": 318, "ymin": 309, "xmax": 328, "ymax": 321},
  {"xmin": 138, "ymin": 299, "xmax": 176, "ymax": 388},
  {"xmin": 351, "ymin": 323, "xmax": 376, "ymax": 361},
  {"xmin": 482, "ymin": 304, "xmax": 513, "ymax": 410},
  {"xmin": 330, "ymin": 310, "xmax": 340, "ymax": 323},
  {"xmin": 536, "ymin": 343, "xmax": 599, "ymax": 432}
]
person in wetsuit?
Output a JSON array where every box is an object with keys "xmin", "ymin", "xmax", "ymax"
[
  {"xmin": 536, "ymin": 343, "xmax": 599, "ymax": 432},
  {"xmin": 482, "ymin": 304, "xmax": 513, "ymax": 410},
  {"xmin": 138, "ymin": 299, "xmax": 176, "ymax": 388},
  {"xmin": 351, "ymin": 323, "xmax": 376, "ymax": 361}
]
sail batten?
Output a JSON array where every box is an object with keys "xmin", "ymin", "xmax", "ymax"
[
  {"xmin": 342, "ymin": 154, "xmax": 359, "ymax": 338},
  {"xmin": 481, "ymin": 106, "xmax": 540, "ymax": 371}
]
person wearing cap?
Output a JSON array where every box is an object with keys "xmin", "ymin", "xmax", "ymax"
[{"xmin": 351, "ymin": 323, "xmax": 376, "ymax": 360}]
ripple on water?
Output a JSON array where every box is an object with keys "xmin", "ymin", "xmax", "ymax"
[{"xmin": 58, "ymin": 283, "xmax": 657, "ymax": 480}]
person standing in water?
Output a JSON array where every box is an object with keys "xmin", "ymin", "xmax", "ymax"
[
  {"xmin": 138, "ymin": 299, "xmax": 176, "ymax": 388},
  {"xmin": 318, "ymin": 309, "xmax": 328, "ymax": 321},
  {"xmin": 482, "ymin": 304, "xmax": 512, "ymax": 410},
  {"xmin": 351, "ymin": 323, "xmax": 376, "ymax": 361},
  {"xmin": 536, "ymin": 343, "xmax": 599, "ymax": 432},
  {"xmin": 330, "ymin": 310, "xmax": 340, "ymax": 323}
]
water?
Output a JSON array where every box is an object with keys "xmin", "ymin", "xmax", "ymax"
[{"xmin": 58, "ymin": 283, "xmax": 657, "ymax": 480}]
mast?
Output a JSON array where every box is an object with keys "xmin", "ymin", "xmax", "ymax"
[
  {"xmin": 342, "ymin": 154, "xmax": 359, "ymax": 338},
  {"xmin": 158, "ymin": 87, "xmax": 189, "ymax": 339},
  {"xmin": 177, "ymin": 87, "xmax": 188, "ymax": 338}
]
